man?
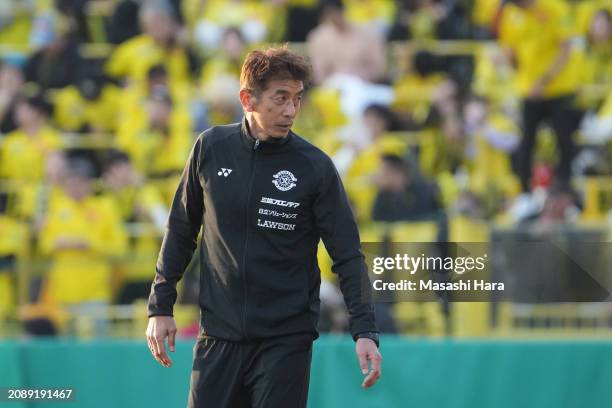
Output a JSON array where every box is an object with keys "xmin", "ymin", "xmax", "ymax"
[
  {"xmin": 371, "ymin": 154, "xmax": 442, "ymax": 222},
  {"xmin": 498, "ymin": 0, "xmax": 581, "ymax": 217},
  {"xmin": 307, "ymin": 0, "xmax": 386, "ymax": 85},
  {"xmin": 39, "ymin": 157, "xmax": 127, "ymax": 335},
  {"xmin": 105, "ymin": 0, "xmax": 198, "ymax": 89},
  {"xmin": 146, "ymin": 47, "xmax": 382, "ymax": 408}
]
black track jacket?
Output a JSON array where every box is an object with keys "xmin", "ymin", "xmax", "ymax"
[{"xmin": 148, "ymin": 118, "xmax": 378, "ymax": 341}]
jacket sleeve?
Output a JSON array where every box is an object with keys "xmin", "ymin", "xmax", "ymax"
[
  {"xmin": 148, "ymin": 136, "xmax": 204, "ymax": 317},
  {"xmin": 313, "ymin": 156, "xmax": 378, "ymax": 338}
]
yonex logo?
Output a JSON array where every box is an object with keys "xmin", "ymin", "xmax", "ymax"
[{"xmin": 217, "ymin": 168, "xmax": 233, "ymax": 177}]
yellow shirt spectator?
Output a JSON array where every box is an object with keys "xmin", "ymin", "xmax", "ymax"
[
  {"xmin": 344, "ymin": 0, "xmax": 396, "ymax": 30},
  {"xmin": 0, "ymin": 126, "xmax": 61, "ymax": 182},
  {"xmin": 39, "ymin": 193, "xmax": 127, "ymax": 305},
  {"xmin": 105, "ymin": 34, "xmax": 192, "ymax": 89},
  {"xmin": 345, "ymin": 134, "xmax": 407, "ymax": 222},
  {"xmin": 116, "ymin": 93, "xmax": 192, "ymax": 177},
  {"xmin": 53, "ymin": 84, "xmax": 121, "ymax": 133},
  {"xmin": 499, "ymin": 0, "xmax": 579, "ymax": 98}
]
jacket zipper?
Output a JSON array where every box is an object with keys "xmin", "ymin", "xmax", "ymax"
[{"xmin": 241, "ymin": 138, "xmax": 259, "ymax": 339}]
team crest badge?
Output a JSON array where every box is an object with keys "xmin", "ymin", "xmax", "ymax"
[{"xmin": 272, "ymin": 170, "xmax": 297, "ymax": 191}]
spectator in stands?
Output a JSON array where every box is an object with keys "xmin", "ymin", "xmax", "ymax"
[
  {"xmin": 103, "ymin": 150, "xmax": 168, "ymax": 230},
  {"xmin": 103, "ymin": 151, "xmax": 168, "ymax": 304},
  {"xmin": 584, "ymin": 8, "xmax": 612, "ymax": 87},
  {"xmin": 199, "ymin": 27, "xmax": 247, "ymax": 127},
  {"xmin": 498, "ymin": 0, "xmax": 582, "ymax": 217},
  {"xmin": 462, "ymin": 94, "xmax": 520, "ymax": 205},
  {"xmin": 191, "ymin": 0, "xmax": 276, "ymax": 54},
  {"xmin": 0, "ymin": 59, "xmax": 24, "ymax": 135},
  {"xmin": 107, "ymin": 0, "xmax": 184, "ymax": 45},
  {"xmin": 307, "ymin": 0, "xmax": 386, "ymax": 85},
  {"xmin": 105, "ymin": 0, "xmax": 199, "ymax": 89},
  {"xmin": 53, "ymin": 74, "xmax": 121, "ymax": 133},
  {"xmin": 341, "ymin": 104, "xmax": 405, "ymax": 221},
  {"xmin": 334, "ymin": 103, "xmax": 397, "ymax": 176},
  {"xmin": 393, "ymin": 50, "xmax": 446, "ymax": 128},
  {"xmin": 0, "ymin": 95, "xmax": 60, "ymax": 187},
  {"xmin": 371, "ymin": 154, "xmax": 442, "ymax": 221},
  {"xmin": 388, "ymin": 0, "xmax": 471, "ymax": 41},
  {"xmin": 39, "ymin": 157, "xmax": 127, "ymax": 335},
  {"xmin": 23, "ymin": 18, "xmax": 84, "ymax": 90},
  {"xmin": 116, "ymin": 86, "xmax": 192, "ymax": 178}
]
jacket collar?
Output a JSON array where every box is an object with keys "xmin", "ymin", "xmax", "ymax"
[{"xmin": 239, "ymin": 116, "xmax": 293, "ymax": 153}]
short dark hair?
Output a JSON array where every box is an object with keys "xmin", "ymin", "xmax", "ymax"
[
  {"xmin": 147, "ymin": 64, "xmax": 168, "ymax": 81},
  {"xmin": 381, "ymin": 154, "xmax": 408, "ymax": 173},
  {"xmin": 322, "ymin": 0, "xmax": 345, "ymax": 12},
  {"xmin": 105, "ymin": 149, "xmax": 132, "ymax": 168},
  {"xmin": 66, "ymin": 157, "xmax": 96, "ymax": 180},
  {"xmin": 18, "ymin": 94, "xmax": 53, "ymax": 117},
  {"xmin": 240, "ymin": 46, "xmax": 311, "ymax": 97},
  {"xmin": 364, "ymin": 104, "xmax": 397, "ymax": 131}
]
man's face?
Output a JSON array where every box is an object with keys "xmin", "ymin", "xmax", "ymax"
[
  {"xmin": 15, "ymin": 102, "xmax": 41, "ymax": 128},
  {"xmin": 63, "ymin": 174, "xmax": 92, "ymax": 201},
  {"xmin": 373, "ymin": 162, "xmax": 407, "ymax": 192},
  {"xmin": 148, "ymin": 98, "xmax": 171, "ymax": 129},
  {"xmin": 243, "ymin": 79, "xmax": 304, "ymax": 139},
  {"xmin": 143, "ymin": 12, "xmax": 175, "ymax": 44},
  {"xmin": 104, "ymin": 162, "xmax": 133, "ymax": 191}
]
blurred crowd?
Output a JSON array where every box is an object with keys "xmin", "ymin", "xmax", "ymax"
[{"xmin": 0, "ymin": 0, "xmax": 610, "ymax": 337}]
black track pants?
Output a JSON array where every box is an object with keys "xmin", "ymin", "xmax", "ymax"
[
  {"xmin": 516, "ymin": 94, "xmax": 580, "ymax": 192},
  {"xmin": 187, "ymin": 333, "xmax": 313, "ymax": 408}
]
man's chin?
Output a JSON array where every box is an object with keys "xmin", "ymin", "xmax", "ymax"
[{"xmin": 269, "ymin": 127, "xmax": 291, "ymax": 138}]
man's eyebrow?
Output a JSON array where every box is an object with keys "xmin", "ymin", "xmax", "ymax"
[{"xmin": 273, "ymin": 89, "xmax": 305, "ymax": 96}]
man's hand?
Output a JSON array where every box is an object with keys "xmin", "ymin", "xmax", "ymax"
[
  {"xmin": 146, "ymin": 316, "xmax": 177, "ymax": 368},
  {"xmin": 529, "ymin": 79, "xmax": 546, "ymax": 99},
  {"xmin": 356, "ymin": 338, "xmax": 382, "ymax": 389}
]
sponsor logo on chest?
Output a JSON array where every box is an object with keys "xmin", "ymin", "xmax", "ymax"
[{"xmin": 257, "ymin": 218, "xmax": 296, "ymax": 231}]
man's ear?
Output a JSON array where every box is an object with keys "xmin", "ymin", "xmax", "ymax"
[{"xmin": 239, "ymin": 89, "xmax": 255, "ymax": 112}]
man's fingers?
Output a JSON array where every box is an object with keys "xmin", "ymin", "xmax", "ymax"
[
  {"xmin": 370, "ymin": 351, "xmax": 382, "ymax": 377},
  {"xmin": 168, "ymin": 329, "xmax": 177, "ymax": 352},
  {"xmin": 154, "ymin": 335, "xmax": 172, "ymax": 367},
  {"xmin": 147, "ymin": 335, "xmax": 158, "ymax": 357},
  {"xmin": 148, "ymin": 335, "xmax": 164, "ymax": 366},
  {"xmin": 361, "ymin": 351, "xmax": 382, "ymax": 389},
  {"xmin": 361, "ymin": 368, "xmax": 381, "ymax": 389},
  {"xmin": 357, "ymin": 351, "xmax": 369, "ymax": 375}
]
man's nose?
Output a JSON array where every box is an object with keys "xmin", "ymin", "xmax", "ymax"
[{"xmin": 283, "ymin": 101, "xmax": 297, "ymax": 117}]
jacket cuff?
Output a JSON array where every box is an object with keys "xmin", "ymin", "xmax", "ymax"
[
  {"xmin": 147, "ymin": 306, "xmax": 174, "ymax": 318},
  {"xmin": 349, "ymin": 320, "xmax": 379, "ymax": 340}
]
